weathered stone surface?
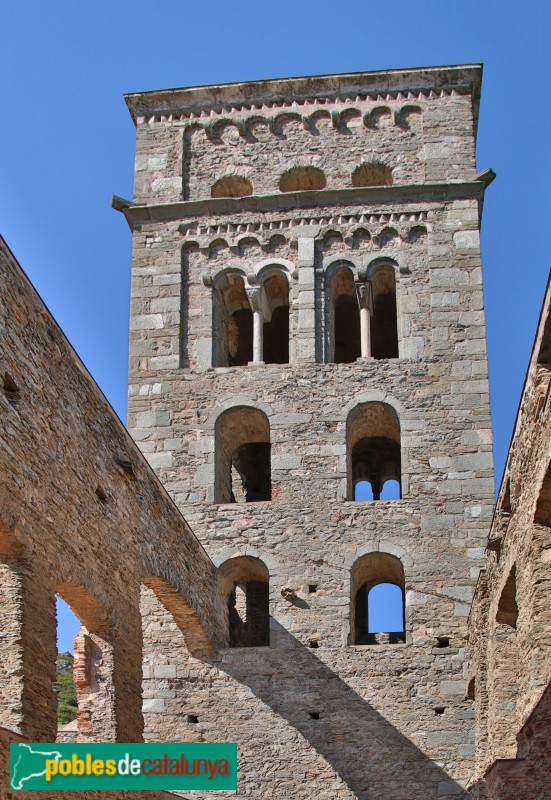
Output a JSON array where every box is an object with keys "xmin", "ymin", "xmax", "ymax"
[
  {"xmin": 126, "ymin": 66, "xmax": 492, "ymax": 800},
  {"xmin": 467, "ymin": 275, "xmax": 551, "ymax": 800}
]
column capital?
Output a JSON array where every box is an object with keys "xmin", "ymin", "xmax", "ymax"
[
  {"xmin": 356, "ymin": 282, "xmax": 373, "ymax": 314},
  {"xmin": 246, "ymin": 287, "xmax": 263, "ymax": 313}
]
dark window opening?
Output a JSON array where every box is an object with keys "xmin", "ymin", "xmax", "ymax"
[
  {"xmin": 262, "ymin": 274, "xmax": 290, "ymax": 364},
  {"xmin": 370, "ymin": 267, "xmax": 398, "ymax": 359},
  {"xmin": 329, "ymin": 265, "xmax": 360, "ymax": 364},
  {"xmin": 308, "ymin": 584, "xmax": 318, "ymax": 594},
  {"xmin": 334, "ymin": 296, "xmax": 361, "ymax": 363},
  {"xmin": 436, "ymin": 636, "xmax": 450, "ymax": 648},
  {"xmin": 228, "ymin": 309, "xmax": 253, "ymax": 366},
  {"xmin": 214, "ymin": 273, "xmax": 252, "ymax": 367},
  {"xmin": 496, "ymin": 566, "xmax": 518, "ymax": 628},
  {"xmin": 309, "ymin": 640, "xmax": 319, "ymax": 649},
  {"xmin": 220, "ymin": 556, "xmax": 270, "ymax": 648},
  {"xmin": 215, "ymin": 407, "xmax": 271, "ymax": 504},
  {"xmin": 228, "ymin": 580, "xmax": 270, "ymax": 647},
  {"xmin": 467, "ymin": 678, "xmax": 476, "ymax": 700},
  {"xmin": 231, "ymin": 442, "xmax": 272, "ymax": 502},
  {"xmin": 185, "ymin": 714, "xmax": 199, "ymax": 724},
  {"xmin": 263, "ymin": 305, "xmax": 289, "ymax": 364},
  {"xmin": 434, "ymin": 707, "xmax": 446, "ymax": 715},
  {"xmin": 308, "ymin": 711, "xmax": 320, "ymax": 720}
]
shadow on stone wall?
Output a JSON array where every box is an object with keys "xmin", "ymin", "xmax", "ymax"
[{"xmin": 211, "ymin": 620, "xmax": 468, "ymax": 800}]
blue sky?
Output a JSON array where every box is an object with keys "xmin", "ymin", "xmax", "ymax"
[{"xmin": 1, "ymin": 1, "xmax": 549, "ymax": 651}]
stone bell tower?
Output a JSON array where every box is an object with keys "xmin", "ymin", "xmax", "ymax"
[{"xmin": 120, "ymin": 65, "xmax": 495, "ymax": 800}]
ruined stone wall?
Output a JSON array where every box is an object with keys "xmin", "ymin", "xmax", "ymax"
[
  {"xmin": 125, "ymin": 66, "xmax": 494, "ymax": 800},
  {"xmin": 0, "ymin": 235, "xmax": 225, "ymax": 797},
  {"xmin": 467, "ymin": 273, "xmax": 551, "ymax": 799}
]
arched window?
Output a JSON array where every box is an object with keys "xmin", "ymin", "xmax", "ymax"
[
  {"xmin": 370, "ymin": 266, "xmax": 398, "ymax": 359},
  {"xmin": 218, "ymin": 557, "xmax": 270, "ymax": 647},
  {"xmin": 262, "ymin": 273, "xmax": 289, "ymax": 364},
  {"xmin": 279, "ymin": 166, "xmax": 326, "ymax": 193},
  {"xmin": 215, "ymin": 406, "xmax": 271, "ymax": 503},
  {"xmin": 213, "ymin": 272, "xmax": 253, "ymax": 367},
  {"xmin": 347, "ymin": 401, "xmax": 401, "ymax": 501},
  {"xmin": 328, "ymin": 264, "xmax": 361, "ymax": 363},
  {"xmin": 352, "ymin": 162, "xmax": 393, "ymax": 187},
  {"xmin": 350, "ymin": 553, "xmax": 405, "ymax": 644},
  {"xmin": 211, "ymin": 176, "xmax": 253, "ymax": 198},
  {"xmin": 55, "ymin": 582, "xmax": 115, "ymax": 742}
]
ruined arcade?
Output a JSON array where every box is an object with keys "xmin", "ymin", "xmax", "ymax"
[{"xmin": 1, "ymin": 64, "xmax": 549, "ymax": 800}]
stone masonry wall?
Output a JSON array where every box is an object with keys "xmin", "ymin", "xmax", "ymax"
[
  {"xmin": 124, "ymin": 66, "xmax": 494, "ymax": 800},
  {"xmin": 467, "ymin": 273, "xmax": 551, "ymax": 799},
  {"xmin": 0, "ymin": 235, "xmax": 226, "ymax": 796}
]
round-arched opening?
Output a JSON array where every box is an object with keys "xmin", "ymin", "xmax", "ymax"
[
  {"xmin": 214, "ymin": 272, "xmax": 253, "ymax": 367},
  {"xmin": 279, "ymin": 166, "xmax": 326, "ymax": 193},
  {"xmin": 352, "ymin": 163, "xmax": 393, "ymax": 187},
  {"xmin": 218, "ymin": 556, "xmax": 270, "ymax": 648},
  {"xmin": 215, "ymin": 406, "xmax": 271, "ymax": 504},
  {"xmin": 350, "ymin": 552, "xmax": 405, "ymax": 645},
  {"xmin": 370, "ymin": 265, "xmax": 398, "ymax": 359},
  {"xmin": 347, "ymin": 401, "xmax": 402, "ymax": 501},
  {"xmin": 328, "ymin": 264, "xmax": 361, "ymax": 364},
  {"xmin": 211, "ymin": 176, "xmax": 253, "ymax": 199},
  {"xmin": 262, "ymin": 273, "xmax": 290, "ymax": 364}
]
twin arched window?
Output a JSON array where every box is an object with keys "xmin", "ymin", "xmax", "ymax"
[
  {"xmin": 213, "ymin": 262, "xmax": 399, "ymax": 368},
  {"xmin": 214, "ymin": 271, "xmax": 289, "ymax": 367},
  {"xmin": 328, "ymin": 263, "xmax": 399, "ymax": 364}
]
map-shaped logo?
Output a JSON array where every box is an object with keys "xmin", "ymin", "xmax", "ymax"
[{"xmin": 10, "ymin": 743, "xmax": 63, "ymax": 789}]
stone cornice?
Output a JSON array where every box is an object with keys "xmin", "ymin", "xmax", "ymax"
[
  {"xmin": 124, "ymin": 64, "xmax": 482, "ymax": 129},
  {"xmin": 114, "ymin": 181, "xmax": 487, "ymax": 228}
]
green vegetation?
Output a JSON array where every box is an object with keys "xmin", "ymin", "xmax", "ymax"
[{"xmin": 54, "ymin": 652, "xmax": 77, "ymax": 725}]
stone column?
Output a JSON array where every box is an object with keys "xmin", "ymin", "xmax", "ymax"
[
  {"xmin": 357, "ymin": 283, "xmax": 373, "ymax": 359},
  {"xmin": 247, "ymin": 288, "xmax": 264, "ymax": 365}
]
